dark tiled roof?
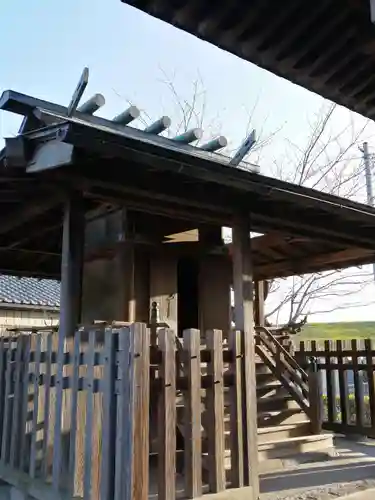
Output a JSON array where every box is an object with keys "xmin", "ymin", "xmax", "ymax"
[{"xmin": 0, "ymin": 275, "xmax": 60, "ymax": 308}]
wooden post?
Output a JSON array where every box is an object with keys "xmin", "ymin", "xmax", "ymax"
[
  {"xmin": 206, "ymin": 329, "xmax": 225, "ymax": 493},
  {"xmin": 100, "ymin": 329, "xmax": 117, "ymax": 500},
  {"xmin": 52, "ymin": 192, "xmax": 85, "ymax": 491},
  {"xmin": 365, "ymin": 339, "xmax": 375, "ymax": 433},
  {"xmin": 183, "ymin": 329, "xmax": 202, "ymax": 499},
  {"xmin": 254, "ymin": 281, "xmax": 265, "ymax": 327},
  {"xmin": 308, "ymin": 357, "xmax": 323, "ymax": 434},
  {"xmin": 132, "ymin": 323, "xmax": 150, "ymax": 500},
  {"xmin": 232, "ymin": 218, "xmax": 259, "ymax": 500},
  {"xmin": 199, "ymin": 255, "xmax": 231, "ymax": 334},
  {"xmin": 9, "ymin": 337, "xmax": 24, "ymax": 469},
  {"xmin": 1, "ymin": 338, "xmax": 15, "ymax": 465},
  {"xmin": 352, "ymin": 339, "xmax": 365, "ymax": 429},
  {"xmin": 228, "ymin": 329, "xmax": 244, "ymax": 488},
  {"xmin": 158, "ymin": 329, "xmax": 176, "ymax": 500},
  {"xmin": 324, "ymin": 340, "xmax": 336, "ymax": 425},
  {"xmin": 337, "ymin": 340, "xmax": 349, "ymax": 427},
  {"xmin": 115, "ymin": 327, "xmax": 136, "ymax": 500}
]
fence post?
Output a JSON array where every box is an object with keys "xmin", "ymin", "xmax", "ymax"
[
  {"xmin": 228, "ymin": 330, "xmax": 244, "ymax": 488},
  {"xmin": 100, "ymin": 329, "xmax": 117, "ymax": 500},
  {"xmin": 308, "ymin": 356, "xmax": 323, "ymax": 435},
  {"xmin": 132, "ymin": 323, "xmax": 150, "ymax": 500},
  {"xmin": 183, "ymin": 328, "xmax": 202, "ymax": 499},
  {"xmin": 365, "ymin": 339, "xmax": 375, "ymax": 435},
  {"xmin": 206, "ymin": 329, "xmax": 225, "ymax": 493},
  {"xmin": 158, "ymin": 329, "xmax": 176, "ymax": 500}
]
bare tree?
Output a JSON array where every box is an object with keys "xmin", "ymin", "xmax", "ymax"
[
  {"xmin": 114, "ymin": 68, "xmax": 279, "ymax": 161},
  {"xmin": 266, "ymin": 103, "xmax": 373, "ymax": 326}
]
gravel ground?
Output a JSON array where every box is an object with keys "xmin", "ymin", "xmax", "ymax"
[
  {"xmin": 262, "ymin": 479, "xmax": 375, "ymax": 500},
  {"xmin": 260, "ymin": 437, "xmax": 375, "ymax": 500}
]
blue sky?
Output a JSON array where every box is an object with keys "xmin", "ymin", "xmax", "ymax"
[
  {"xmin": 0, "ymin": 0, "xmax": 323, "ymax": 147},
  {"xmin": 1, "ymin": 0, "xmax": 375, "ymax": 322}
]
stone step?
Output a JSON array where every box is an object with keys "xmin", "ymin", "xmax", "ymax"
[
  {"xmin": 258, "ymin": 433, "xmax": 334, "ymax": 462},
  {"xmin": 257, "ymin": 422, "xmax": 312, "ymax": 444},
  {"xmin": 257, "ymin": 394, "xmax": 301, "ymax": 413},
  {"xmin": 258, "ymin": 408, "xmax": 309, "ymax": 427}
]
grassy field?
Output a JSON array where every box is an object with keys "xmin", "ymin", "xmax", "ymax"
[{"xmin": 297, "ymin": 321, "xmax": 375, "ymax": 340}]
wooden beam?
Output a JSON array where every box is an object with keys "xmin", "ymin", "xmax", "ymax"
[
  {"xmin": 0, "ymin": 195, "xmax": 63, "ymax": 237},
  {"xmin": 257, "ymin": 247, "xmax": 373, "ymax": 278},
  {"xmin": 232, "ymin": 217, "xmax": 259, "ymax": 499}
]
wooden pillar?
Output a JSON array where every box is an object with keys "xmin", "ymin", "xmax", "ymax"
[
  {"xmin": 52, "ymin": 192, "xmax": 85, "ymax": 490},
  {"xmin": 254, "ymin": 281, "xmax": 265, "ymax": 326},
  {"xmin": 128, "ymin": 248, "xmax": 150, "ymax": 324},
  {"xmin": 232, "ymin": 218, "xmax": 259, "ymax": 500},
  {"xmin": 199, "ymin": 255, "xmax": 231, "ymax": 334},
  {"xmin": 150, "ymin": 255, "xmax": 178, "ymax": 333},
  {"xmin": 60, "ymin": 193, "xmax": 85, "ymax": 336}
]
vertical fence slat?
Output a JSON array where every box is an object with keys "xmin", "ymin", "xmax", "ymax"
[
  {"xmin": 68, "ymin": 329, "xmax": 81, "ymax": 496},
  {"xmin": 20, "ymin": 336, "xmax": 31, "ymax": 472},
  {"xmin": 183, "ymin": 328, "xmax": 202, "ymax": 499},
  {"xmin": 41, "ymin": 333, "xmax": 53, "ymax": 480},
  {"xmin": 29, "ymin": 334, "xmax": 42, "ymax": 478},
  {"xmin": 352, "ymin": 339, "xmax": 365, "ymax": 428},
  {"xmin": 1, "ymin": 339, "xmax": 14, "ymax": 463},
  {"xmin": 206, "ymin": 329, "xmax": 225, "ymax": 493},
  {"xmin": 83, "ymin": 330, "xmax": 95, "ymax": 500},
  {"xmin": 0, "ymin": 338, "xmax": 5, "ymax": 448},
  {"xmin": 228, "ymin": 329, "xmax": 244, "ymax": 488},
  {"xmin": 308, "ymin": 358, "xmax": 323, "ymax": 434},
  {"xmin": 132, "ymin": 323, "xmax": 150, "ymax": 500},
  {"xmin": 9, "ymin": 337, "xmax": 24, "ymax": 468},
  {"xmin": 324, "ymin": 340, "xmax": 335, "ymax": 424},
  {"xmin": 158, "ymin": 328, "xmax": 176, "ymax": 500},
  {"xmin": 365, "ymin": 339, "xmax": 375, "ymax": 432},
  {"xmin": 337, "ymin": 340, "xmax": 349, "ymax": 426},
  {"xmin": 52, "ymin": 330, "xmax": 66, "ymax": 490},
  {"xmin": 114, "ymin": 327, "xmax": 134, "ymax": 500},
  {"xmin": 100, "ymin": 330, "xmax": 117, "ymax": 500}
]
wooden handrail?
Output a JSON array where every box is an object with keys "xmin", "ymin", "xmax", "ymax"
[
  {"xmin": 256, "ymin": 326, "xmax": 308, "ymax": 382},
  {"xmin": 257, "ymin": 335, "xmax": 309, "ymax": 400},
  {"xmin": 256, "ymin": 327, "xmax": 314, "ymax": 417},
  {"xmin": 255, "ymin": 343, "xmax": 310, "ymax": 415}
]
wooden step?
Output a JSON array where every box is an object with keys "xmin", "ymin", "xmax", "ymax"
[
  {"xmin": 257, "ymin": 422, "xmax": 311, "ymax": 444},
  {"xmin": 256, "ymin": 381, "xmax": 284, "ymax": 399},
  {"xmin": 255, "ymin": 364, "xmax": 274, "ymax": 375}
]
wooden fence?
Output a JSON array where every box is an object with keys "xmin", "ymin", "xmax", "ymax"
[
  {"xmin": 295, "ymin": 339, "xmax": 375, "ymax": 437},
  {"xmin": 0, "ymin": 324, "xmax": 256, "ymax": 500}
]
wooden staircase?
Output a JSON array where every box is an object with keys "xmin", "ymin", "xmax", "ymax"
[
  {"xmin": 256, "ymin": 357, "xmax": 333, "ymax": 471},
  {"xmin": 255, "ymin": 327, "xmax": 334, "ymax": 471}
]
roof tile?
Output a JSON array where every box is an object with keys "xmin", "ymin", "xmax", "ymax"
[{"xmin": 0, "ymin": 276, "xmax": 60, "ymax": 308}]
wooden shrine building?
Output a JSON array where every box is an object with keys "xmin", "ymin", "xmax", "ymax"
[{"xmin": 1, "ymin": 86, "xmax": 375, "ymax": 500}]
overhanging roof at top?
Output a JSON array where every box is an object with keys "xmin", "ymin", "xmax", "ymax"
[
  {"xmin": 2, "ymin": 89, "xmax": 375, "ymax": 279},
  {"xmin": 121, "ymin": 0, "xmax": 375, "ymax": 120}
]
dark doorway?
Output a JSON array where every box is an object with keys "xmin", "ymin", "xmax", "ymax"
[{"xmin": 177, "ymin": 257, "xmax": 199, "ymax": 335}]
